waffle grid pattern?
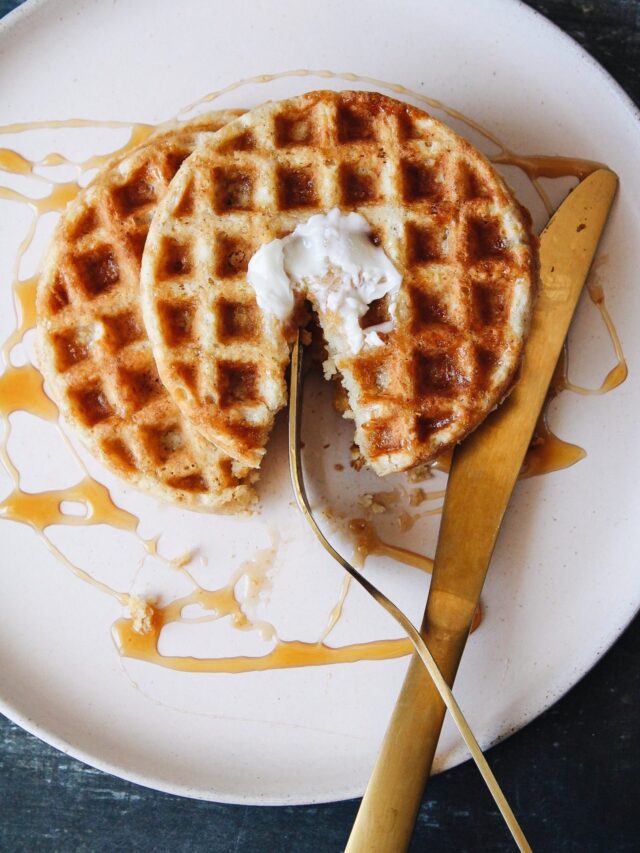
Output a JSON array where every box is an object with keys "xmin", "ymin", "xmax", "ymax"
[
  {"xmin": 37, "ymin": 113, "xmax": 256, "ymax": 510},
  {"xmin": 142, "ymin": 91, "xmax": 536, "ymax": 474}
]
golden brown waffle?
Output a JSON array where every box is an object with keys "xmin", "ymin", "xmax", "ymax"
[
  {"xmin": 36, "ymin": 112, "xmax": 258, "ymax": 511},
  {"xmin": 141, "ymin": 91, "xmax": 537, "ymax": 474}
]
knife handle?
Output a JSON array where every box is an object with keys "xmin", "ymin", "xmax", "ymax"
[{"xmin": 345, "ymin": 613, "xmax": 471, "ymax": 853}]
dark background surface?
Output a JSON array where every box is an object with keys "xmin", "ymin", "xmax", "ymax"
[{"xmin": 0, "ymin": 0, "xmax": 638, "ymax": 850}]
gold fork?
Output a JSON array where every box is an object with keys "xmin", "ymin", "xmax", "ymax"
[{"xmin": 287, "ymin": 331, "xmax": 532, "ymax": 853}]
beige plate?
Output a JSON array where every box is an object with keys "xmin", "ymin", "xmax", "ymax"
[{"xmin": 0, "ymin": 0, "xmax": 639, "ymax": 806}]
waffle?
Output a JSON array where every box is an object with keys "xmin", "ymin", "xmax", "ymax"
[
  {"xmin": 36, "ymin": 112, "xmax": 258, "ymax": 511},
  {"xmin": 141, "ymin": 91, "xmax": 537, "ymax": 474}
]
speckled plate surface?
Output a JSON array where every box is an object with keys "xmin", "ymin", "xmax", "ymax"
[{"xmin": 0, "ymin": 0, "xmax": 639, "ymax": 805}]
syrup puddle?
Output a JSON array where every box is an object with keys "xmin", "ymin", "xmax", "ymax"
[{"xmin": 0, "ymin": 69, "xmax": 628, "ymax": 678}]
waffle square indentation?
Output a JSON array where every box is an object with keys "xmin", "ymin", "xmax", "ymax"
[
  {"xmin": 415, "ymin": 413, "xmax": 454, "ymax": 442},
  {"xmin": 218, "ymin": 361, "xmax": 259, "ymax": 408},
  {"xmin": 101, "ymin": 437, "xmax": 137, "ymax": 472},
  {"xmin": 159, "ymin": 300, "xmax": 196, "ymax": 346},
  {"xmin": 48, "ymin": 273, "xmax": 70, "ymax": 314},
  {"xmin": 215, "ymin": 234, "xmax": 253, "ymax": 278},
  {"xmin": 166, "ymin": 473, "xmax": 207, "ymax": 493},
  {"xmin": 277, "ymin": 165, "xmax": 319, "ymax": 210},
  {"xmin": 119, "ymin": 365, "xmax": 162, "ymax": 412},
  {"xmin": 472, "ymin": 282, "xmax": 507, "ymax": 325},
  {"xmin": 413, "ymin": 351, "xmax": 463, "ymax": 396},
  {"xmin": 70, "ymin": 385, "xmax": 113, "ymax": 427},
  {"xmin": 112, "ymin": 166, "xmax": 158, "ymax": 216},
  {"xmin": 466, "ymin": 217, "xmax": 510, "ymax": 262},
  {"xmin": 173, "ymin": 179, "xmax": 195, "ymax": 218},
  {"xmin": 52, "ymin": 328, "xmax": 91, "ymax": 372},
  {"xmin": 406, "ymin": 222, "xmax": 447, "ymax": 264},
  {"xmin": 216, "ymin": 299, "xmax": 260, "ymax": 343},
  {"xmin": 409, "ymin": 287, "xmax": 450, "ymax": 327},
  {"xmin": 459, "ymin": 162, "xmax": 491, "ymax": 201},
  {"xmin": 474, "ymin": 345, "xmax": 499, "ymax": 390},
  {"xmin": 70, "ymin": 207, "xmax": 99, "ymax": 240},
  {"xmin": 340, "ymin": 163, "xmax": 380, "ymax": 205},
  {"xmin": 74, "ymin": 247, "xmax": 120, "ymax": 298},
  {"xmin": 158, "ymin": 237, "xmax": 192, "ymax": 279},
  {"xmin": 401, "ymin": 159, "xmax": 445, "ymax": 203},
  {"xmin": 141, "ymin": 424, "xmax": 185, "ymax": 464},
  {"xmin": 360, "ymin": 295, "xmax": 391, "ymax": 330},
  {"xmin": 102, "ymin": 311, "xmax": 144, "ymax": 349},
  {"xmin": 127, "ymin": 228, "xmax": 148, "ymax": 265},
  {"xmin": 174, "ymin": 362, "xmax": 198, "ymax": 396},
  {"xmin": 337, "ymin": 103, "xmax": 376, "ymax": 143},
  {"xmin": 213, "ymin": 167, "xmax": 255, "ymax": 213},
  {"xmin": 354, "ymin": 354, "xmax": 392, "ymax": 394},
  {"xmin": 164, "ymin": 148, "xmax": 190, "ymax": 180},
  {"xmin": 275, "ymin": 113, "xmax": 315, "ymax": 148},
  {"xmin": 219, "ymin": 131, "xmax": 256, "ymax": 153},
  {"xmin": 397, "ymin": 111, "xmax": 430, "ymax": 143}
]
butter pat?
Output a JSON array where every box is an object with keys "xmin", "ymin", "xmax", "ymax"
[{"xmin": 247, "ymin": 208, "xmax": 402, "ymax": 354}]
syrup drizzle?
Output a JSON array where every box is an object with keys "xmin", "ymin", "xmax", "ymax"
[
  {"xmin": 349, "ymin": 518, "xmax": 434, "ymax": 573},
  {"xmin": 0, "ymin": 70, "xmax": 628, "ymax": 676},
  {"xmin": 115, "ymin": 621, "xmax": 413, "ymax": 673},
  {"xmin": 0, "ymin": 477, "xmax": 139, "ymax": 534}
]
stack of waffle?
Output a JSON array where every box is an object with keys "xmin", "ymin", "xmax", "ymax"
[{"xmin": 37, "ymin": 91, "xmax": 537, "ymax": 512}]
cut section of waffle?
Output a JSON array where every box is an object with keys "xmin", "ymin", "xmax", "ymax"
[
  {"xmin": 36, "ymin": 112, "xmax": 257, "ymax": 511},
  {"xmin": 141, "ymin": 91, "xmax": 537, "ymax": 475}
]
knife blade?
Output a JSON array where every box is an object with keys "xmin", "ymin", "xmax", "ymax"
[{"xmin": 346, "ymin": 168, "xmax": 619, "ymax": 853}]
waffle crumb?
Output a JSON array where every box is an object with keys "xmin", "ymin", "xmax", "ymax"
[
  {"xmin": 128, "ymin": 595, "xmax": 155, "ymax": 635},
  {"xmin": 358, "ymin": 493, "xmax": 387, "ymax": 514},
  {"xmin": 407, "ymin": 464, "xmax": 434, "ymax": 484},
  {"xmin": 350, "ymin": 443, "xmax": 365, "ymax": 471},
  {"xmin": 409, "ymin": 487, "xmax": 428, "ymax": 507}
]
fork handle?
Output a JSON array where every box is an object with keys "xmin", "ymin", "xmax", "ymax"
[{"xmin": 345, "ymin": 623, "xmax": 468, "ymax": 853}]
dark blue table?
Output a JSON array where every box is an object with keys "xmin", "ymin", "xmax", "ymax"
[{"xmin": 1, "ymin": 1, "xmax": 638, "ymax": 850}]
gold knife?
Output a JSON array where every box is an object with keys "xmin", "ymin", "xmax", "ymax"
[{"xmin": 346, "ymin": 168, "xmax": 619, "ymax": 852}]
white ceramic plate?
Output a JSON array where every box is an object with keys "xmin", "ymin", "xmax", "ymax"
[{"xmin": 1, "ymin": 0, "xmax": 639, "ymax": 806}]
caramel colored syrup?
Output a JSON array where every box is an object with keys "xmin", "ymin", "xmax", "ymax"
[
  {"xmin": 0, "ymin": 74, "xmax": 627, "ymax": 676},
  {"xmin": 349, "ymin": 518, "xmax": 434, "ymax": 574},
  {"xmin": 0, "ymin": 120, "xmax": 171, "ymax": 601},
  {"xmin": 0, "ymin": 181, "xmax": 81, "ymax": 215},
  {"xmin": 2, "ymin": 276, "xmax": 38, "ymax": 359},
  {"xmin": 113, "ymin": 537, "xmax": 416, "ymax": 672},
  {"xmin": 491, "ymin": 152, "xmax": 606, "ymax": 216},
  {"xmin": 565, "ymin": 271, "xmax": 628, "ymax": 396},
  {"xmin": 522, "ymin": 264, "xmax": 627, "ymax": 477},
  {"xmin": 0, "ymin": 477, "xmax": 139, "ymax": 534},
  {"xmin": 0, "ymin": 363, "xmax": 57, "ymax": 422},
  {"xmin": 0, "ymin": 363, "xmax": 58, "ymax": 481},
  {"xmin": 491, "ymin": 152, "xmax": 605, "ymax": 182},
  {"xmin": 319, "ymin": 574, "xmax": 352, "ymax": 642},
  {"xmin": 114, "ymin": 622, "xmax": 413, "ymax": 673}
]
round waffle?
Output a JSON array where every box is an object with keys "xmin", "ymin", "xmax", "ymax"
[
  {"xmin": 141, "ymin": 91, "xmax": 537, "ymax": 474},
  {"xmin": 37, "ymin": 112, "xmax": 258, "ymax": 511}
]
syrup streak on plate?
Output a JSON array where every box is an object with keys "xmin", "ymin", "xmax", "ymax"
[{"xmin": 0, "ymin": 69, "xmax": 627, "ymax": 676}]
